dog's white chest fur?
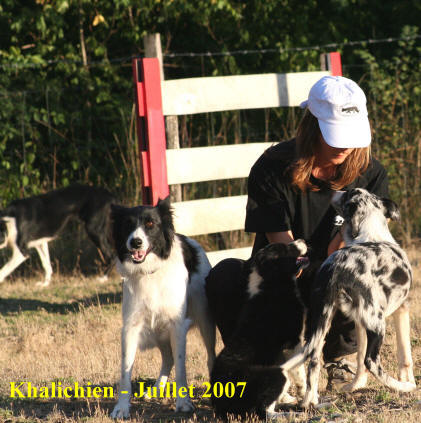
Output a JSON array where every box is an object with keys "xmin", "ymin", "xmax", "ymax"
[
  {"xmin": 120, "ymin": 238, "xmax": 189, "ymax": 346},
  {"xmin": 110, "ymin": 200, "xmax": 216, "ymax": 418}
]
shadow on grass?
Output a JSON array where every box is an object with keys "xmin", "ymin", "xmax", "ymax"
[
  {"xmin": 0, "ymin": 379, "xmax": 215, "ymax": 421},
  {"xmin": 0, "ymin": 396, "xmax": 115, "ymax": 421},
  {"xmin": 0, "ymin": 291, "xmax": 122, "ymax": 316}
]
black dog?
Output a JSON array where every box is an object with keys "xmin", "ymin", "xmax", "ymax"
[
  {"xmin": 0, "ymin": 184, "xmax": 116, "ymax": 286},
  {"xmin": 206, "ymin": 240, "xmax": 310, "ymax": 418}
]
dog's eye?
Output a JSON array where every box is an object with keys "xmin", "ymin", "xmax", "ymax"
[{"xmin": 145, "ymin": 221, "xmax": 154, "ymax": 229}]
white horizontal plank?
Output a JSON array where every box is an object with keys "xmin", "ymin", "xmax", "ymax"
[
  {"xmin": 207, "ymin": 247, "xmax": 252, "ymax": 267},
  {"xmin": 166, "ymin": 142, "xmax": 273, "ymax": 185},
  {"xmin": 172, "ymin": 195, "xmax": 247, "ymax": 236},
  {"xmin": 161, "ymin": 71, "xmax": 330, "ymax": 115}
]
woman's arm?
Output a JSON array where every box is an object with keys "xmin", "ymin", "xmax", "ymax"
[
  {"xmin": 267, "ymin": 231, "xmax": 344, "ymax": 255},
  {"xmin": 327, "ymin": 231, "xmax": 345, "ymax": 256},
  {"xmin": 265, "ymin": 230, "xmax": 294, "ymax": 245}
]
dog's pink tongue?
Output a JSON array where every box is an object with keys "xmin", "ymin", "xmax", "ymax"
[
  {"xmin": 132, "ymin": 250, "xmax": 147, "ymax": 261},
  {"xmin": 296, "ymin": 256, "xmax": 309, "ymax": 266}
]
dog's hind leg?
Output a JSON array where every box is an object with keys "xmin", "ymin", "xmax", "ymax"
[
  {"xmin": 364, "ymin": 321, "xmax": 416, "ymax": 392},
  {"xmin": 341, "ymin": 323, "xmax": 368, "ymax": 392},
  {"xmin": 34, "ymin": 241, "xmax": 53, "ymax": 287},
  {"xmin": 170, "ymin": 317, "xmax": 195, "ymax": 412},
  {"xmin": 197, "ymin": 316, "xmax": 216, "ymax": 376},
  {"xmin": 279, "ymin": 344, "xmax": 306, "ymax": 404},
  {"xmin": 276, "ymin": 374, "xmax": 294, "ymax": 404},
  {"xmin": 188, "ymin": 256, "xmax": 216, "ymax": 375},
  {"xmin": 393, "ymin": 303, "xmax": 416, "ymax": 386},
  {"xmin": 84, "ymin": 219, "xmax": 114, "ymax": 282},
  {"xmin": 192, "ymin": 297, "xmax": 216, "ymax": 375},
  {"xmin": 95, "ymin": 235, "xmax": 115, "ymax": 282},
  {"xmin": 301, "ymin": 304, "xmax": 337, "ymax": 408},
  {"xmin": 0, "ymin": 246, "xmax": 27, "ymax": 283},
  {"xmin": 291, "ymin": 364, "xmax": 307, "ymax": 399},
  {"xmin": 302, "ymin": 348, "xmax": 323, "ymax": 408}
]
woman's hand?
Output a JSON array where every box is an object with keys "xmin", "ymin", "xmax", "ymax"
[
  {"xmin": 327, "ymin": 231, "xmax": 345, "ymax": 256},
  {"xmin": 266, "ymin": 230, "xmax": 344, "ymax": 256}
]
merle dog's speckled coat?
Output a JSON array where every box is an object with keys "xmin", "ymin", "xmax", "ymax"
[{"xmin": 282, "ymin": 188, "xmax": 416, "ymax": 408}]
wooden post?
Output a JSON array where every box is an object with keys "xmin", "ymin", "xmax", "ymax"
[
  {"xmin": 132, "ymin": 58, "xmax": 169, "ymax": 205},
  {"xmin": 144, "ymin": 33, "xmax": 182, "ymax": 203},
  {"xmin": 320, "ymin": 52, "xmax": 343, "ymax": 76},
  {"xmin": 144, "ymin": 33, "xmax": 164, "ymax": 79}
]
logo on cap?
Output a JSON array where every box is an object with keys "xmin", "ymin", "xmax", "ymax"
[{"xmin": 341, "ymin": 105, "xmax": 360, "ymax": 116}]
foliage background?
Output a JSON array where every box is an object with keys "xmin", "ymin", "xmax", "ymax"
[{"xmin": 0, "ymin": 0, "xmax": 420, "ymax": 240}]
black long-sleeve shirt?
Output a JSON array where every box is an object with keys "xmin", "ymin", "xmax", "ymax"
[{"xmin": 245, "ymin": 139, "xmax": 389, "ymax": 258}]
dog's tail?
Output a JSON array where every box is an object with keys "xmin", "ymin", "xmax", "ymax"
[
  {"xmin": 280, "ymin": 306, "xmax": 336, "ymax": 374},
  {"xmin": 364, "ymin": 328, "xmax": 416, "ymax": 392},
  {"xmin": 281, "ymin": 263, "xmax": 337, "ymax": 373}
]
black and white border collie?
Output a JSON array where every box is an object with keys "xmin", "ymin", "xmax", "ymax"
[
  {"xmin": 0, "ymin": 184, "xmax": 116, "ymax": 286},
  {"xmin": 281, "ymin": 188, "xmax": 416, "ymax": 408},
  {"xmin": 207, "ymin": 240, "xmax": 310, "ymax": 418},
  {"xmin": 110, "ymin": 197, "xmax": 216, "ymax": 418}
]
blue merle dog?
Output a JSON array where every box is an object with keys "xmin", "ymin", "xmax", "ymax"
[{"xmin": 281, "ymin": 188, "xmax": 416, "ymax": 408}]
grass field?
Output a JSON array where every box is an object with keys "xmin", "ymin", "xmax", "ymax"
[{"xmin": 0, "ymin": 246, "xmax": 420, "ymax": 422}]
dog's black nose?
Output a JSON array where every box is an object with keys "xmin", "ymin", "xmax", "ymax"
[{"xmin": 130, "ymin": 238, "xmax": 143, "ymax": 249}]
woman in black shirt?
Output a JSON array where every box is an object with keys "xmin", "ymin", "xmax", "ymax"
[
  {"xmin": 245, "ymin": 76, "xmax": 389, "ymax": 384},
  {"xmin": 207, "ymin": 75, "xmax": 389, "ymax": 389},
  {"xmin": 246, "ymin": 137, "xmax": 388, "ymax": 258}
]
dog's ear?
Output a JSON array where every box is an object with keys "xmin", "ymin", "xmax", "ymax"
[
  {"xmin": 157, "ymin": 196, "xmax": 171, "ymax": 211},
  {"xmin": 157, "ymin": 196, "xmax": 173, "ymax": 220},
  {"xmin": 382, "ymin": 198, "xmax": 400, "ymax": 221},
  {"xmin": 157, "ymin": 196, "xmax": 175, "ymax": 250}
]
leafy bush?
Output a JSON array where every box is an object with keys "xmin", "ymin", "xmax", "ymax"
[
  {"xmin": 357, "ymin": 26, "xmax": 421, "ymax": 242},
  {"xmin": 0, "ymin": 1, "xmax": 420, "ymax": 240}
]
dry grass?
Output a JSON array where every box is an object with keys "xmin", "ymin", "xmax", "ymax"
[{"xmin": 0, "ymin": 250, "xmax": 420, "ymax": 422}]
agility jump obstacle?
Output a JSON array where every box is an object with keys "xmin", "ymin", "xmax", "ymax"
[{"xmin": 132, "ymin": 52, "xmax": 342, "ymax": 265}]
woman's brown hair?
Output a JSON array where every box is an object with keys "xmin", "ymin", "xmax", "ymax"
[{"xmin": 290, "ymin": 110, "xmax": 371, "ymax": 192}]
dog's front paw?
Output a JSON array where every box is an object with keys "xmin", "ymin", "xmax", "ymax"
[
  {"xmin": 300, "ymin": 391, "xmax": 318, "ymax": 409},
  {"xmin": 110, "ymin": 402, "xmax": 130, "ymax": 419},
  {"xmin": 341, "ymin": 375, "xmax": 368, "ymax": 393},
  {"xmin": 175, "ymin": 397, "xmax": 194, "ymax": 412},
  {"xmin": 277, "ymin": 392, "xmax": 297, "ymax": 405},
  {"xmin": 400, "ymin": 381, "xmax": 417, "ymax": 392}
]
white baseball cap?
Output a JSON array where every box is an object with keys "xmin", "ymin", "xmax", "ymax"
[{"xmin": 300, "ymin": 75, "xmax": 371, "ymax": 148}]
